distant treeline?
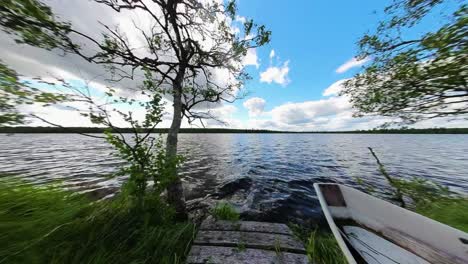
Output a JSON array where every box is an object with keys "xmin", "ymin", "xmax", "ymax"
[
  {"xmin": 0, "ymin": 126, "xmax": 467, "ymax": 134},
  {"xmin": 0, "ymin": 127, "xmax": 285, "ymax": 134}
]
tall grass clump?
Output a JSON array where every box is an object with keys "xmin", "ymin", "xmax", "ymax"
[
  {"xmin": 289, "ymin": 223, "xmax": 346, "ymax": 264},
  {"xmin": 211, "ymin": 202, "xmax": 240, "ymax": 221},
  {"xmin": 415, "ymin": 197, "xmax": 468, "ymax": 232},
  {"xmin": 393, "ymin": 178, "xmax": 468, "ymax": 232},
  {"xmin": 305, "ymin": 229, "xmax": 347, "ymax": 264},
  {"xmin": 0, "ymin": 179, "xmax": 195, "ymax": 264}
]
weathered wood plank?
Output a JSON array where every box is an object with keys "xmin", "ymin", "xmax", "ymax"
[
  {"xmin": 382, "ymin": 227, "xmax": 467, "ymax": 264},
  {"xmin": 200, "ymin": 219, "xmax": 294, "ymax": 236},
  {"xmin": 193, "ymin": 230, "xmax": 306, "ymax": 254},
  {"xmin": 187, "ymin": 245, "xmax": 309, "ymax": 264}
]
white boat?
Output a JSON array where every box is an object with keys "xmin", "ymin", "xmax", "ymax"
[{"xmin": 314, "ymin": 183, "xmax": 468, "ymax": 264}]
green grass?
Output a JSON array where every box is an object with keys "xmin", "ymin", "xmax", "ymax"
[
  {"xmin": 289, "ymin": 224, "xmax": 346, "ymax": 264},
  {"xmin": 306, "ymin": 230, "xmax": 347, "ymax": 264},
  {"xmin": 0, "ymin": 179, "xmax": 195, "ymax": 264},
  {"xmin": 416, "ymin": 198, "xmax": 468, "ymax": 233},
  {"xmin": 235, "ymin": 241, "xmax": 246, "ymax": 252},
  {"xmin": 211, "ymin": 202, "xmax": 239, "ymax": 221},
  {"xmin": 385, "ymin": 177, "xmax": 468, "ymax": 233}
]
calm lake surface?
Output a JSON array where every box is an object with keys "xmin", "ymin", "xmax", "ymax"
[{"xmin": 1, "ymin": 133, "xmax": 467, "ymax": 222}]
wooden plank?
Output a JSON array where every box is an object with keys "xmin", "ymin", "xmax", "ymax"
[
  {"xmin": 200, "ymin": 219, "xmax": 293, "ymax": 236},
  {"xmin": 194, "ymin": 230, "xmax": 306, "ymax": 254},
  {"xmin": 187, "ymin": 245, "xmax": 309, "ymax": 264},
  {"xmin": 343, "ymin": 226, "xmax": 430, "ymax": 264},
  {"xmin": 381, "ymin": 227, "xmax": 468, "ymax": 264}
]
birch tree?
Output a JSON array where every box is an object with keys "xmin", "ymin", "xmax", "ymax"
[{"xmin": 0, "ymin": 0, "xmax": 271, "ymax": 218}]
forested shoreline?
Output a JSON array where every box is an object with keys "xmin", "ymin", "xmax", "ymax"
[{"xmin": 1, "ymin": 126, "xmax": 467, "ymax": 134}]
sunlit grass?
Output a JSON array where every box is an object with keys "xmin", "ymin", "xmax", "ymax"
[
  {"xmin": 211, "ymin": 202, "xmax": 240, "ymax": 221},
  {"xmin": 416, "ymin": 198, "xmax": 468, "ymax": 233},
  {"xmin": 289, "ymin": 223, "xmax": 346, "ymax": 264},
  {"xmin": 0, "ymin": 178, "xmax": 195, "ymax": 264},
  {"xmin": 305, "ymin": 229, "xmax": 347, "ymax": 264},
  {"xmin": 388, "ymin": 177, "xmax": 468, "ymax": 233}
]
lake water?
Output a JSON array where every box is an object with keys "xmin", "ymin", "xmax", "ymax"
[{"xmin": 1, "ymin": 133, "xmax": 467, "ymax": 223}]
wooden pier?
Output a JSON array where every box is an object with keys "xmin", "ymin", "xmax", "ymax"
[{"xmin": 187, "ymin": 219, "xmax": 309, "ymax": 264}]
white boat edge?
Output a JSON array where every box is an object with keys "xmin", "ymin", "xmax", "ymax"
[
  {"xmin": 314, "ymin": 183, "xmax": 357, "ymax": 264},
  {"xmin": 314, "ymin": 183, "xmax": 468, "ymax": 264}
]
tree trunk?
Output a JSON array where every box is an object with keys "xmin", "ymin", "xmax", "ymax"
[{"xmin": 166, "ymin": 72, "xmax": 188, "ymax": 220}]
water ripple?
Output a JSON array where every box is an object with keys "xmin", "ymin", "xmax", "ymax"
[{"xmin": 1, "ymin": 133, "xmax": 468, "ymax": 220}]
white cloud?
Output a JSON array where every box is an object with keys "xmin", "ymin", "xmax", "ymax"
[
  {"xmin": 269, "ymin": 49, "xmax": 275, "ymax": 59},
  {"xmin": 243, "ymin": 48, "xmax": 259, "ymax": 68},
  {"xmin": 211, "ymin": 104, "xmax": 237, "ymax": 117},
  {"xmin": 243, "ymin": 97, "xmax": 266, "ymax": 117},
  {"xmin": 0, "ymin": 0, "xmax": 257, "ymax": 130},
  {"xmin": 322, "ymin": 79, "xmax": 349, "ymax": 96},
  {"xmin": 231, "ymin": 26, "xmax": 241, "ymax": 35},
  {"xmin": 260, "ymin": 61, "xmax": 290, "ymax": 86},
  {"xmin": 235, "ymin": 15, "xmax": 246, "ymax": 23},
  {"xmin": 269, "ymin": 96, "xmax": 351, "ymax": 125},
  {"xmin": 202, "ymin": 105, "xmax": 241, "ymax": 128},
  {"xmin": 336, "ymin": 57, "xmax": 370, "ymax": 73}
]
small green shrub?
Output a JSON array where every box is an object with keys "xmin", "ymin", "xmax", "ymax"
[
  {"xmin": 235, "ymin": 241, "xmax": 246, "ymax": 252},
  {"xmin": 211, "ymin": 202, "xmax": 240, "ymax": 221}
]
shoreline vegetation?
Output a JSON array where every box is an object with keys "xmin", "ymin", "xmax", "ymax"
[
  {"xmin": 0, "ymin": 178, "xmax": 195, "ymax": 264},
  {"xmin": 1, "ymin": 126, "xmax": 468, "ymax": 134},
  {"xmin": 1, "ymin": 174, "xmax": 466, "ymax": 263}
]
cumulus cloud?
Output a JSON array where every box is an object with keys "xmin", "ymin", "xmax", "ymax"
[
  {"xmin": 243, "ymin": 48, "xmax": 259, "ymax": 68},
  {"xmin": 243, "ymin": 97, "xmax": 266, "ymax": 117},
  {"xmin": 335, "ymin": 57, "xmax": 370, "ymax": 73},
  {"xmin": 210, "ymin": 104, "xmax": 237, "ymax": 117},
  {"xmin": 322, "ymin": 79, "xmax": 349, "ymax": 96},
  {"xmin": 260, "ymin": 61, "xmax": 290, "ymax": 86},
  {"xmin": 269, "ymin": 96, "xmax": 351, "ymax": 125},
  {"xmin": 202, "ymin": 105, "xmax": 242, "ymax": 128},
  {"xmin": 0, "ymin": 0, "xmax": 255, "ymax": 128}
]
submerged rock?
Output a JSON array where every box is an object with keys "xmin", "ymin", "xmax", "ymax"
[
  {"xmin": 187, "ymin": 175, "xmax": 332, "ymax": 228},
  {"xmin": 212, "ymin": 176, "xmax": 253, "ymax": 198}
]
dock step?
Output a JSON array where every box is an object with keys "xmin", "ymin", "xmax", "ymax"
[{"xmin": 187, "ymin": 219, "xmax": 309, "ymax": 264}]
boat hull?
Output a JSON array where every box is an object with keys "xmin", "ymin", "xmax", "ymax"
[{"xmin": 314, "ymin": 183, "xmax": 468, "ymax": 264}]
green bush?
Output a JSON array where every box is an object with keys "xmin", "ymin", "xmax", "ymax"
[
  {"xmin": 211, "ymin": 202, "xmax": 240, "ymax": 221},
  {"xmin": 0, "ymin": 179, "xmax": 195, "ymax": 264}
]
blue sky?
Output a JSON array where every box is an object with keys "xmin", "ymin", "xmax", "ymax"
[
  {"xmin": 232, "ymin": 0, "xmax": 390, "ymax": 119},
  {"xmin": 210, "ymin": 0, "xmax": 466, "ymax": 130}
]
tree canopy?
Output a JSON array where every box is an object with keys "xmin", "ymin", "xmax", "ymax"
[
  {"xmin": 0, "ymin": 61, "xmax": 66, "ymax": 125},
  {"xmin": 342, "ymin": 0, "xmax": 467, "ymax": 124},
  {"xmin": 0, "ymin": 0, "xmax": 271, "ymax": 218}
]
